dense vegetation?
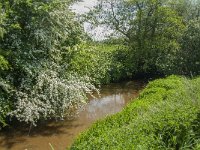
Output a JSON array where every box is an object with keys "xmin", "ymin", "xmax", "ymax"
[
  {"xmin": 70, "ymin": 0, "xmax": 200, "ymax": 149},
  {"xmin": 0, "ymin": 2, "xmax": 200, "ymax": 149},
  {"xmin": 71, "ymin": 76, "xmax": 200, "ymax": 149},
  {"xmin": 0, "ymin": 0, "xmax": 97, "ymax": 128},
  {"xmin": 85, "ymin": 0, "xmax": 200, "ymax": 76}
]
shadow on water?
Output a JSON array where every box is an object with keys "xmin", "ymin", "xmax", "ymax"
[
  {"xmin": 0, "ymin": 119, "xmax": 86, "ymax": 149},
  {"xmin": 0, "ymin": 80, "xmax": 146, "ymax": 150}
]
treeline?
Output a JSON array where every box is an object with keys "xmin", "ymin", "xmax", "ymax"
[{"xmin": 85, "ymin": 0, "xmax": 200, "ymax": 77}]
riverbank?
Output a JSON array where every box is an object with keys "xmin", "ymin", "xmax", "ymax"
[
  {"xmin": 71, "ymin": 76, "xmax": 200, "ymax": 149},
  {"xmin": 0, "ymin": 80, "xmax": 145, "ymax": 150}
]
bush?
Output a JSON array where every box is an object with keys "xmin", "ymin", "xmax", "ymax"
[
  {"xmin": 68, "ymin": 43, "xmax": 131, "ymax": 84},
  {"xmin": 68, "ymin": 44, "xmax": 113, "ymax": 84},
  {"xmin": 71, "ymin": 76, "xmax": 200, "ymax": 150},
  {"xmin": 9, "ymin": 70, "xmax": 97, "ymax": 126},
  {"xmin": 0, "ymin": 78, "xmax": 13, "ymax": 129},
  {"xmin": 0, "ymin": 0, "xmax": 97, "ymax": 129}
]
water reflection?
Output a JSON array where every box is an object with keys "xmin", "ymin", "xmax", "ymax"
[
  {"xmin": 0, "ymin": 80, "xmax": 145, "ymax": 150},
  {"xmin": 85, "ymin": 94, "xmax": 126, "ymax": 120}
]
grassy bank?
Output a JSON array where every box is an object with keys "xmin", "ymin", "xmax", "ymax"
[{"xmin": 71, "ymin": 76, "xmax": 200, "ymax": 150}]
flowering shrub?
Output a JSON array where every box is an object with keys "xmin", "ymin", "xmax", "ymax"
[
  {"xmin": 0, "ymin": 0, "xmax": 97, "ymax": 128},
  {"xmin": 9, "ymin": 69, "xmax": 97, "ymax": 125}
]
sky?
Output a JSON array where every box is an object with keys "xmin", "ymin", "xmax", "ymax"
[
  {"xmin": 71, "ymin": 0, "xmax": 98, "ymax": 14},
  {"xmin": 71, "ymin": 0, "xmax": 111, "ymax": 41}
]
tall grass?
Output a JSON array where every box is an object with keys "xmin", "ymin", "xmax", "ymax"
[{"xmin": 70, "ymin": 76, "xmax": 200, "ymax": 150}]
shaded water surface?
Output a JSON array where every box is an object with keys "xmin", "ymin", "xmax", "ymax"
[{"xmin": 0, "ymin": 80, "xmax": 145, "ymax": 150}]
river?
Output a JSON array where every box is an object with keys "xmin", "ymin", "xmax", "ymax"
[{"xmin": 0, "ymin": 80, "xmax": 145, "ymax": 150}]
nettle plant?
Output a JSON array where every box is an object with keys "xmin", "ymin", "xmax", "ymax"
[{"xmin": 0, "ymin": 0, "xmax": 97, "ymax": 126}]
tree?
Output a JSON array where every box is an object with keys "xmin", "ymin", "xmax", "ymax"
[
  {"xmin": 85, "ymin": 0, "xmax": 185, "ymax": 75},
  {"xmin": 168, "ymin": 0, "xmax": 200, "ymax": 76},
  {"xmin": 176, "ymin": 0, "xmax": 200, "ymax": 75},
  {"xmin": 0, "ymin": 0, "xmax": 96, "ymax": 127},
  {"xmin": 0, "ymin": 3, "xmax": 8, "ymax": 70},
  {"xmin": 169, "ymin": 0, "xmax": 200, "ymax": 22},
  {"xmin": 180, "ymin": 19, "xmax": 200, "ymax": 75}
]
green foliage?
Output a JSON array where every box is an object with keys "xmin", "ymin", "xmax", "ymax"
[
  {"xmin": 71, "ymin": 76, "xmax": 200, "ymax": 149},
  {"xmin": 169, "ymin": 0, "xmax": 200, "ymax": 22},
  {"xmin": 129, "ymin": 0, "xmax": 185, "ymax": 75},
  {"xmin": 0, "ymin": 0, "xmax": 199, "ymax": 134},
  {"xmin": 86, "ymin": 0, "xmax": 185, "ymax": 76},
  {"xmin": 180, "ymin": 19, "xmax": 200, "ymax": 76},
  {"xmin": 0, "ymin": 78, "xmax": 13, "ymax": 129},
  {"xmin": 0, "ymin": 3, "xmax": 6, "ymax": 38},
  {"xmin": 0, "ymin": 0, "xmax": 97, "ymax": 127},
  {"xmin": 111, "ymin": 47, "xmax": 137, "ymax": 80},
  {"xmin": 170, "ymin": 0, "xmax": 200, "ymax": 76},
  {"xmin": 68, "ymin": 44, "xmax": 113, "ymax": 84},
  {"xmin": 68, "ymin": 43, "xmax": 133, "ymax": 84},
  {"xmin": 0, "ymin": 55, "xmax": 9, "ymax": 71}
]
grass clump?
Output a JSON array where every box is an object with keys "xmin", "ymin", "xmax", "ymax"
[{"xmin": 70, "ymin": 76, "xmax": 200, "ymax": 150}]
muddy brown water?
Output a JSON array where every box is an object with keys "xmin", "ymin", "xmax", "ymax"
[{"xmin": 0, "ymin": 80, "xmax": 145, "ymax": 150}]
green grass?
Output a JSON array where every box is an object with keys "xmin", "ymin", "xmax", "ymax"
[{"xmin": 70, "ymin": 76, "xmax": 200, "ymax": 150}]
